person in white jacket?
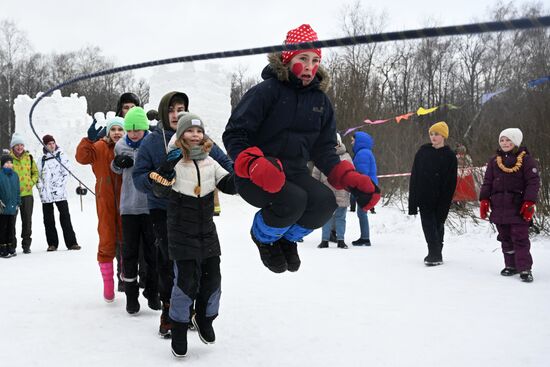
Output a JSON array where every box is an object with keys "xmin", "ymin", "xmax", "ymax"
[{"xmin": 37, "ymin": 135, "xmax": 80, "ymax": 251}]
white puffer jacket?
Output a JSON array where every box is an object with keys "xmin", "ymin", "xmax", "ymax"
[{"xmin": 37, "ymin": 148, "xmax": 70, "ymax": 203}]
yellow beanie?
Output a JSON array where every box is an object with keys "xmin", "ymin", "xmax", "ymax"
[{"xmin": 429, "ymin": 121, "xmax": 449, "ymax": 139}]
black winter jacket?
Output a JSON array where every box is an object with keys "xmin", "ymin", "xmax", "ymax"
[
  {"xmin": 223, "ymin": 53, "xmax": 340, "ymax": 178},
  {"xmin": 408, "ymin": 144, "xmax": 458, "ymax": 221}
]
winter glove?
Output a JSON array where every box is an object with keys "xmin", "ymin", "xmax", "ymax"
[
  {"xmin": 148, "ymin": 148, "xmax": 183, "ymax": 198},
  {"xmin": 87, "ymin": 119, "xmax": 106, "ymax": 142},
  {"xmin": 234, "ymin": 146, "xmax": 285, "ymax": 193},
  {"xmin": 519, "ymin": 201, "xmax": 536, "ymax": 222},
  {"xmin": 479, "ymin": 199, "xmax": 490, "ymax": 219},
  {"xmin": 113, "ymin": 154, "xmax": 134, "ymax": 169},
  {"xmin": 76, "ymin": 186, "xmax": 88, "ymax": 196},
  {"xmin": 327, "ymin": 160, "xmax": 380, "ymax": 211}
]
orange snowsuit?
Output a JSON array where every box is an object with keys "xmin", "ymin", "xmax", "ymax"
[{"xmin": 76, "ymin": 137, "xmax": 122, "ymax": 263}]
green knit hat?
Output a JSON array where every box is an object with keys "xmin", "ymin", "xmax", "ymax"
[{"xmin": 124, "ymin": 107, "xmax": 149, "ymax": 131}]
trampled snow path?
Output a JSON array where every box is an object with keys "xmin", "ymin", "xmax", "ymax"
[{"xmin": 1, "ymin": 194, "xmax": 549, "ymax": 366}]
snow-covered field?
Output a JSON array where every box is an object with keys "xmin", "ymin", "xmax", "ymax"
[{"xmin": 1, "ymin": 193, "xmax": 549, "ymax": 367}]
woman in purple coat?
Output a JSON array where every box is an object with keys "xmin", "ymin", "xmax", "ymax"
[{"xmin": 479, "ymin": 128, "xmax": 540, "ymax": 282}]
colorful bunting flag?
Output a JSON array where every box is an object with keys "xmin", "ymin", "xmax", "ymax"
[
  {"xmin": 417, "ymin": 106, "xmax": 439, "ymax": 115},
  {"xmin": 395, "ymin": 112, "xmax": 415, "ymax": 123}
]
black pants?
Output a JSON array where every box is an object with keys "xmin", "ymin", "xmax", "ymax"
[
  {"xmin": 420, "ymin": 208, "xmax": 445, "ymax": 258},
  {"xmin": 150, "ymin": 209, "xmax": 173, "ymax": 303},
  {"xmin": 0, "ymin": 214, "xmax": 16, "ymax": 245},
  {"xmin": 12, "ymin": 195, "xmax": 33, "ymax": 250},
  {"xmin": 42, "ymin": 200, "xmax": 77, "ymax": 248},
  {"xmin": 121, "ymin": 214, "xmax": 158, "ymax": 292},
  {"xmin": 170, "ymin": 256, "xmax": 221, "ymax": 323},
  {"xmin": 236, "ymin": 172, "xmax": 336, "ymax": 229}
]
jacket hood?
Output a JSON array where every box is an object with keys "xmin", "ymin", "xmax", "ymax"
[
  {"xmin": 335, "ymin": 143, "xmax": 347, "ymax": 156},
  {"xmin": 353, "ymin": 132, "xmax": 373, "ymax": 154},
  {"xmin": 158, "ymin": 92, "xmax": 190, "ymax": 131},
  {"xmin": 261, "ymin": 52, "xmax": 330, "ymax": 92},
  {"xmin": 420, "ymin": 143, "xmax": 452, "ymax": 153}
]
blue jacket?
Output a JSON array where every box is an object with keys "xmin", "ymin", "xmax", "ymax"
[
  {"xmin": 0, "ymin": 168, "xmax": 21, "ymax": 215},
  {"xmin": 352, "ymin": 132, "xmax": 378, "ymax": 185},
  {"xmin": 133, "ymin": 124, "xmax": 234, "ymax": 210},
  {"xmin": 223, "ymin": 53, "xmax": 340, "ymax": 178}
]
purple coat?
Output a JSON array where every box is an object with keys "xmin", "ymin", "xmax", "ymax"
[{"xmin": 479, "ymin": 147, "xmax": 540, "ymax": 224}]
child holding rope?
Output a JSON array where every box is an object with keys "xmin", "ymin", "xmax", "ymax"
[
  {"xmin": 223, "ymin": 24, "xmax": 380, "ymax": 273},
  {"xmin": 479, "ymin": 128, "xmax": 540, "ymax": 282}
]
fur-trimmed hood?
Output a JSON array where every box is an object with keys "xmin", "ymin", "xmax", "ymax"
[{"xmin": 262, "ymin": 53, "xmax": 331, "ymax": 92}]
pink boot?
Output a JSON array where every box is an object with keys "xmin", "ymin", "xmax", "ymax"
[{"xmin": 99, "ymin": 262, "xmax": 115, "ymax": 303}]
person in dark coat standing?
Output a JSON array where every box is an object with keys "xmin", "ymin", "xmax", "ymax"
[
  {"xmin": 223, "ymin": 24, "xmax": 380, "ymax": 274},
  {"xmin": 408, "ymin": 121, "xmax": 457, "ymax": 266},
  {"xmin": 479, "ymin": 128, "xmax": 540, "ymax": 282}
]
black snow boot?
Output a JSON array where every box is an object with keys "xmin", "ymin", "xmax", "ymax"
[
  {"xmin": 520, "ymin": 270, "xmax": 533, "ymax": 283},
  {"xmin": 143, "ymin": 288, "xmax": 161, "ymax": 311},
  {"xmin": 125, "ymin": 281, "xmax": 140, "ymax": 315},
  {"xmin": 352, "ymin": 238, "xmax": 371, "ymax": 246},
  {"xmin": 278, "ymin": 238, "xmax": 301, "ymax": 272},
  {"xmin": 192, "ymin": 315, "xmax": 216, "ymax": 344},
  {"xmin": 337, "ymin": 240, "xmax": 348, "ymax": 249},
  {"xmin": 329, "ymin": 230, "xmax": 337, "ymax": 243},
  {"xmin": 317, "ymin": 241, "xmax": 329, "ymax": 248},
  {"xmin": 500, "ymin": 267, "xmax": 518, "ymax": 276},
  {"xmin": 159, "ymin": 302, "xmax": 172, "ymax": 338},
  {"xmin": 424, "ymin": 253, "xmax": 443, "ymax": 266},
  {"xmin": 0, "ymin": 244, "xmax": 8, "ymax": 258},
  {"xmin": 171, "ymin": 321, "xmax": 188, "ymax": 358},
  {"xmin": 250, "ymin": 230, "xmax": 287, "ymax": 273}
]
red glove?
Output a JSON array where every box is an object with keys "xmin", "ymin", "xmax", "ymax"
[
  {"xmin": 479, "ymin": 199, "xmax": 490, "ymax": 219},
  {"xmin": 234, "ymin": 147, "xmax": 285, "ymax": 193},
  {"xmin": 520, "ymin": 201, "xmax": 536, "ymax": 222},
  {"xmin": 328, "ymin": 160, "xmax": 380, "ymax": 211}
]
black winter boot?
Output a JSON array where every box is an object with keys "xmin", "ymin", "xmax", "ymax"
[
  {"xmin": 192, "ymin": 315, "xmax": 216, "ymax": 344},
  {"xmin": 500, "ymin": 267, "xmax": 518, "ymax": 276},
  {"xmin": 159, "ymin": 302, "xmax": 172, "ymax": 338},
  {"xmin": 250, "ymin": 230, "xmax": 287, "ymax": 273},
  {"xmin": 125, "ymin": 281, "xmax": 140, "ymax": 315},
  {"xmin": 317, "ymin": 241, "xmax": 329, "ymax": 248},
  {"xmin": 520, "ymin": 270, "xmax": 534, "ymax": 283},
  {"xmin": 352, "ymin": 238, "xmax": 371, "ymax": 246},
  {"xmin": 0, "ymin": 244, "xmax": 8, "ymax": 258},
  {"xmin": 171, "ymin": 321, "xmax": 188, "ymax": 358},
  {"xmin": 143, "ymin": 288, "xmax": 161, "ymax": 311},
  {"xmin": 337, "ymin": 240, "xmax": 348, "ymax": 249},
  {"xmin": 278, "ymin": 238, "xmax": 301, "ymax": 272}
]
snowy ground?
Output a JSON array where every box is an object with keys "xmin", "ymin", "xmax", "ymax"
[{"xmin": 1, "ymin": 193, "xmax": 549, "ymax": 367}]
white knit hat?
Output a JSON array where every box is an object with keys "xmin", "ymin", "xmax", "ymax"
[
  {"xmin": 499, "ymin": 128, "xmax": 523, "ymax": 147},
  {"xmin": 10, "ymin": 132, "xmax": 25, "ymax": 148}
]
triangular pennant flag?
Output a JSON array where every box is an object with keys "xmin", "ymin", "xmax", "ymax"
[
  {"xmin": 364, "ymin": 119, "xmax": 390, "ymax": 125},
  {"xmin": 395, "ymin": 112, "xmax": 415, "ymax": 123},
  {"xmin": 417, "ymin": 106, "xmax": 439, "ymax": 116}
]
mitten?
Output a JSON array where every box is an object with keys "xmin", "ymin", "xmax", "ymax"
[
  {"xmin": 328, "ymin": 160, "xmax": 380, "ymax": 211},
  {"xmin": 113, "ymin": 155, "xmax": 134, "ymax": 169},
  {"xmin": 234, "ymin": 147, "xmax": 285, "ymax": 193},
  {"xmin": 87, "ymin": 119, "xmax": 105, "ymax": 141},
  {"xmin": 480, "ymin": 199, "xmax": 490, "ymax": 219},
  {"xmin": 519, "ymin": 201, "xmax": 536, "ymax": 222},
  {"xmin": 148, "ymin": 149, "xmax": 184, "ymax": 198}
]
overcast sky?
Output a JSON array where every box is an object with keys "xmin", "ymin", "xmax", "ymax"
[{"xmin": 3, "ymin": 0, "xmax": 543, "ymax": 79}]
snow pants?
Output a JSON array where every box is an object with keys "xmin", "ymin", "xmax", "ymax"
[
  {"xmin": 120, "ymin": 214, "xmax": 158, "ymax": 294},
  {"xmin": 150, "ymin": 209, "xmax": 173, "ymax": 303},
  {"xmin": 420, "ymin": 208, "xmax": 445, "ymax": 259},
  {"xmin": 496, "ymin": 223, "xmax": 532, "ymax": 272},
  {"xmin": 12, "ymin": 195, "xmax": 33, "ymax": 251},
  {"xmin": 169, "ymin": 256, "xmax": 221, "ymax": 323},
  {"xmin": 236, "ymin": 172, "xmax": 337, "ymax": 237},
  {"xmin": 42, "ymin": 200, "xmax": 77, "ymax": 249}
]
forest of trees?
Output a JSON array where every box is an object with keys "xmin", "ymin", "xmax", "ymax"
[{"xmin": 0, "ymin": 19, "xmax": 149, "ymax": 149}]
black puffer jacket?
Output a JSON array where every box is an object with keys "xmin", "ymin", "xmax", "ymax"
[
  {"xmin": 223, "ymin": 53, "xmax": 340, "ymax": 178},
  {"xmin": 408, "ymin": 144, "xmax": 458, "ymax": 221}
]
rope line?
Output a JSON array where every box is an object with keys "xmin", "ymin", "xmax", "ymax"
[{"xmin": 27, "ymin": 15, "xmax": 550, "ymax": 195}]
